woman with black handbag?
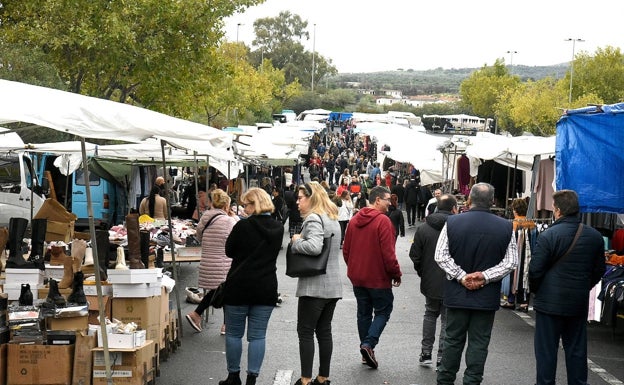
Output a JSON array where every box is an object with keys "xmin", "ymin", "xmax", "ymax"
[
  {"xmin": 289, "ymin": 182, "xmax": 341, "ymax": 385},
  {"xmin": 219, "ymin": 188, "xmax": 284, "ymax": 385}
]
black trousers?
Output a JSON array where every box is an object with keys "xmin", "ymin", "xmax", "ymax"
[{"xmin": 297, "ymin": 296, "xmax": 339, "ymax": 378}]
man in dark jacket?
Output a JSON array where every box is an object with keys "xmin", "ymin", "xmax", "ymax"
[
  {"xmin": 284, "ymin": 184, "xmax": 303, "ymax": 237},
  {"xmin": 409, "ymin": 194, "xmax": 457, "ymax": 368},
  {"xmin": 434, "ymin": 183, "xmax": 518, "ymax": 385},
  {"xmin": 404, "ymin": 178, "xmax": 420, "ymax": 227},
  {"xmin": 528, "ymin": 189, "xmax": 605, "ymax": 385},
  {"xmin": 390, "ymin": 178, "xmax": 405, "ymax": 210}
]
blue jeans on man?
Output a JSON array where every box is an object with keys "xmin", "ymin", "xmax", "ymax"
[
  {"xmin": 224, "ymin": 304, "xmax": 274, "ymax": 376},
  {"xmin": 353, "ymin": 286, "xmax": 394, "ymax": 349}
]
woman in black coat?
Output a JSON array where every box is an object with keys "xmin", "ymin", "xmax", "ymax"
[
  {"xmin": 220, "ymin": 188, "xmax": 284, "ymax": 385},
  {"xmin": 386, "ymin": 194, "xmax": 405, "ymax": 242}
]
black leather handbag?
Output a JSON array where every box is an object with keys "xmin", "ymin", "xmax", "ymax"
[{"xmin": 286, "ymin": 215, "xmax": 333, "ymax": 278}]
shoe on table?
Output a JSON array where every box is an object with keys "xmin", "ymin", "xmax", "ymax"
[
  {"xmin": 419, "ymin": 352, "xmax": 433, "ymax": 367},
  {"xmin": 360, "ymin": 345, "xmax": 378, "ymax": 369}
]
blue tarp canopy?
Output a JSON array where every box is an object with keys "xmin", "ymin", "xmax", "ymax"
[
  {"xmin": 556, "ymin": 103, "xmax": 624, "ymax": 213},
  {"xmin": 328, "ymin": 112, "xmax": 353, "ymax": 121}
]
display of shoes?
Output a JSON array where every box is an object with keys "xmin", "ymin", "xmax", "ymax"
[
  {"xmin": 419, "ymin": 352, "xmax": 433, "ymax": 366},
  {"xmin": 360, "ymin": 345, "xmax": 378, "ymax": 369},
  {"xmin": 185, "ymin": 287, "xmax": 203, "ymax": 304}
]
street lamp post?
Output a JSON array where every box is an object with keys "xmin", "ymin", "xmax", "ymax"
[
  {"xmin": 565, "ymin": 38, "xmax": 584, "ymax": 105},
  {"xmin": 235, "ymin": 23, "xmax": 243, "ymax": 64},
  {"xmin": 311, "ymin": 23, "xmax": 316, "ymax": 92},
  {"xmin": 506, "ymin": 50, "xmax": 517, "ymax": 74}
]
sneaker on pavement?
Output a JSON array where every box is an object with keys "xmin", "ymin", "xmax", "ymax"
[
  {"xmin": 419, "ymin": 352, "xmax": 433, "ymax": 367},
  {"xmin": 360, "ymin": 345, "xmax": 378, "ymax": 369}
]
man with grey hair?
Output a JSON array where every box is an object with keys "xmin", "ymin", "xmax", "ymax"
[{"xmin": 434, "ymin": 183, "xmax": 518, "ymax": 385}]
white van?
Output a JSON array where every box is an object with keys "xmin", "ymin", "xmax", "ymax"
[{"xmin": 0, "ymin": 152, "xmax": 46, "ymax": 226}]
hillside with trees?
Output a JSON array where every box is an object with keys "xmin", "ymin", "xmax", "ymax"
[{"xmin": 329, "ymin": 64, "xmax": 569, "ymax": 95}]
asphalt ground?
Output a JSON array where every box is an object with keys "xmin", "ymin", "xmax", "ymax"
[{"xmin": 157, "ymin": 218, "xmax": 624, "ymax": 385}]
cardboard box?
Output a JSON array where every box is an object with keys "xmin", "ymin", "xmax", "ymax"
[
  {"xmin": 159, "ymin": 287, "xmax": 170, "ymax": 347},
  {"xmin": 83, "ymin": 282, "xmax": 113, "ymax": 296},
  {"xmin": 112, "ymin": 296, "xmax": 160, "ymax": 343},
  {"xmin": 107, "ymin": 269, "xmax": 161, "ymax": 284},
  {"xmin": 4, "ymin": 269, "xmax": 45, "ymax": 285},
  {"xmin": 92, "ymin": 340, "xmax": 154, "ymax": 385},
  {"xmin": 45, "ymin": 220, "xmax": 75, "ymax": 243},
  {"xmin": 34, "ymin": 198, "xmax": 77, "ymax": 223},
  {"xmin": 97, "ymin": 330, "xmax": 146, "ymax": 349},
  {"xmin": 72, "ymin": 332, "xmax": 95, "ymax": 385},
  {"xmin": 44, "ymin": 264, "xmax": 65, "ymax": 281},
  {"xmin": 46, "ymin": 315, "xmax": 89, "ymax": 332},
  {"xmin": 112, "ymin": 282, "xmax": 161, "ymax": 298},
  {"xmin": 7, "ymin": 344, "xmax": 74, "ymax": 385},
  {"xmin": 86, "ymin": 296, "xmax": 112, "ymax": 325},
  {"xmin": 0, "ymin": 343, "xmax": 7, "ymax": 385}
]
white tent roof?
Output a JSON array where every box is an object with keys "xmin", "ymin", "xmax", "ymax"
[{"xmin": 0, "ymin": 80, "xmax": 233, "ymax": 160}]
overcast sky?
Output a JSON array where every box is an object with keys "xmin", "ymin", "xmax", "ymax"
[{"xmin": 224, "ymin": 0, "xmax": 624, "ymax": 73}]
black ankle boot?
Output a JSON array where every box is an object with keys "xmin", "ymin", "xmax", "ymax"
[
  {"xmin": 95, "ymin": 229, "xmax": 110, "ymax": 280},
  {"xmin": 156, "ymin": 247, "xmax": 164, "ymax": 268},
  {"xmin": 218, "ymin": 371, "xmax": 241, "ymax": 385},
  {"xmin": 27, "ymin": 218, "xmax": 47, "ymax": 271},
  {"xmin": 18, "ymin": 283, "xmax": 33, "ymax": 306},
  {"xmin": 6, "ymin": 217, "xmax": 37, "ymax": 269},
  {"xmin": 245, "ymin": 374, "xmax": 257, "ymax": 385},
  {"xmin": 67, "ymin": 271, "xmax": 87, "ymax": 305},
  {"xmin": 43, "ymin": 279, "xmax": 67, "ymax": 309}
]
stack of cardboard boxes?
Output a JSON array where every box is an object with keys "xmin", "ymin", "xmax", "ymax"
[{"xmin": 0, "ymin": 276, "xmax": 175, "ymax": 385}]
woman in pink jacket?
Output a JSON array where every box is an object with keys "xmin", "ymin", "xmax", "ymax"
[{"xmin": 186, "ymin": 189, "xmax": 239, "ymax": 334}]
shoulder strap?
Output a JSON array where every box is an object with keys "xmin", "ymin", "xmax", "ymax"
[
  {"xmin": 200, "ymin": 213, "xmax": 225, "ymax": 238},
  {"xmin": 552, "ymin": 223, "xmax": 584, "ymax": 267}
]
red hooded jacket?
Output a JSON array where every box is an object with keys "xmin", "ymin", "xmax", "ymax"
[{"xmin": 343, "ymin": 207, "xmax": 402, "ymax": 288}]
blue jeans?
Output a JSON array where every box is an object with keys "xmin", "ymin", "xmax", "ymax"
[
  {"xmin": 224, "ymin": 304, "xmax": 274, "ymax": 376},
  {"xmin": 353, "ymin": 286, "xmax": 394, "ymax": 349}
]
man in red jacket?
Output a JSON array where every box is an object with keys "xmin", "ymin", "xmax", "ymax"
[{"xmin": 343, "ymin": 186, "xmax": 402, "ymax": 370}]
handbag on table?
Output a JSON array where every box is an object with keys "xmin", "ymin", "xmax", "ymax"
[{"xmin": 286, "ymin": 215, "xmax": 334, "ymax": 278}]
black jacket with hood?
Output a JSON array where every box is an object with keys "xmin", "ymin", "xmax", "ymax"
[{"xmin": 409, "ymin": 210, "xmax": 453, "ymax": 299}]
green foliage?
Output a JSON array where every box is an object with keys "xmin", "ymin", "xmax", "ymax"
[
  {"xmin": 460, "ymin": 59, "xmax": 520, "ymax": 118},
  {"xmin": 0, "ymin": 0, "xmax": 264, "ymax": 117},
  {"xmin": 251, "ymin": 11, "xmax": 337, "ymax": 89},
  {"xmin": 569, "ymin": 46, "xmax": 624, "ymax": 104},
  {"xmin": 0, "ymin": 42, "xmax": 65, "ymax": 88}
]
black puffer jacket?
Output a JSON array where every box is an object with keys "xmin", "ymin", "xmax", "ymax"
[
  {"xmin": 409, "ymin": 210, "xmax": 453, "ymax": 299},
  {"xmin": 529, "ymin": 215, "xmax": 605, "ymax": 317}
]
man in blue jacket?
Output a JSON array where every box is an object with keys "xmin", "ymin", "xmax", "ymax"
[
  {"xmin": 529, "ymin": 189, "xmax": 605, "ymax": 385},
  {"xmin": 434, "ymin": 183, "xmax": 518, "ymax": 385}
]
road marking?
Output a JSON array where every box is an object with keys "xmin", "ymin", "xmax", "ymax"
[
  {"xmin": 516, "ymin": 310, "xmax": 621, "ymax": 384},
  {"xmin": 273, "ymin": 369, "xmax": 293, "ymax": 385},
  {"xmin": 588, "ymin": 359, "xmax": 623, "ymax": 385}
]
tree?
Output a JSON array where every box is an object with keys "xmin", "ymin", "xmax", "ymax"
[
  {"xmin": 569, "ymin": 46, "xmax": 624, "ymax": 104},
  {"xmin": 460, "ymin": 59, "xmax": 520, "ymax": 119},
  {"xmin": 251, "ymin": 11, "xmax": 337, "ymax": 89},
  {"xmin": 0, "ymin": 0, "xmax": 264, "ymax": 118}
]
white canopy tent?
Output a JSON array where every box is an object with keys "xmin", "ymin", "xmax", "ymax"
[{"xmin": 354, "ymin": 122, "xmax": 448, "ymax": 185}]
